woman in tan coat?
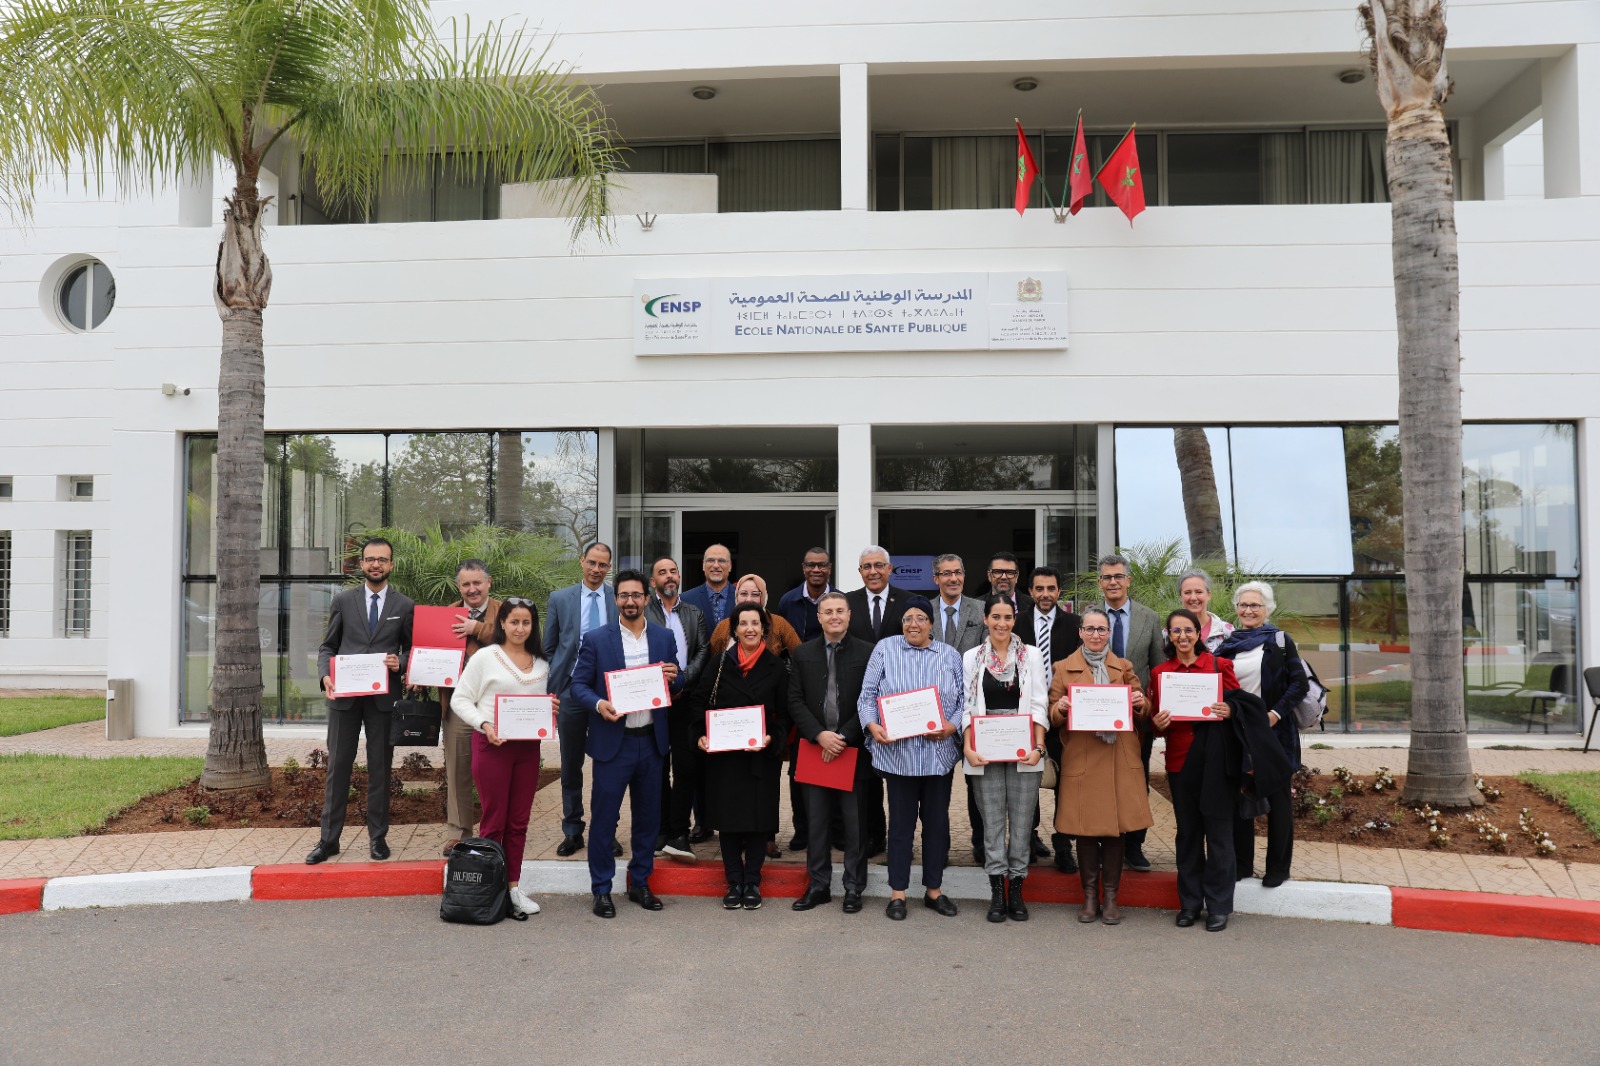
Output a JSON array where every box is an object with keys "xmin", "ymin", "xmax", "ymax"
[{"xmin": 1048, "ymin": 608, "xmax": 1153, "ymax": 925}]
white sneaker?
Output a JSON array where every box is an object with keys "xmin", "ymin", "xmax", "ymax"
[{"xmin": 510, "ymin": 886, "xmax": 541, "ymax": 916}]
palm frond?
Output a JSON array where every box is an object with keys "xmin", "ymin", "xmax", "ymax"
[{"xmin": 348, "ymin": 525, "xmax": 581, "ymax": 613}]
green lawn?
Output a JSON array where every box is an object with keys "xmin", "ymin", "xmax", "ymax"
[
  {"xmin": 0, "ymin": 696, "xmax": 106, "ymax": 737},
  {"xmin": 0, "ymin": 754, "xmax": 202, "ymax": 840},
  {"xmin": 1520, "ymin": 771, "xmax": 1600, "ymax": 840}
]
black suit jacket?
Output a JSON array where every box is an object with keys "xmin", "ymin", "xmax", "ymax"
[
  {"xmin": 787, "ymin": 635, "xmax": 873, "ymax": 749},
  {"xmin": 646, "ymin": 596, "xmax": 710, "ymax": 695},
  {"xmin": 845, "ymin": 585, "xmax": 912, "ymax": 644},
  {"xmin": 317, "ymin": 584, "xmax": 415, "ymax": 711},
  {"xmin": 1016, "ymin": 606, "xmax": 1082, "ymax": 667}
]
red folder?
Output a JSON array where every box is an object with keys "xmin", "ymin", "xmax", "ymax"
[
  {"xmin": 795, "ymin": 739, "xmax": 858, "ymax": 792},
  {"xmin": 413, "ymin": 605, "xmax": 468, "ymax": 649}
]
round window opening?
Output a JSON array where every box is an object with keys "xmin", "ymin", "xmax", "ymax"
[{"xmin": 58, "ymin": 260, "xmax": 116, "ymax": 331}]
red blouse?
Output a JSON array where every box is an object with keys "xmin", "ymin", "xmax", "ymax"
[{"xmin": 1149, "ymin": 652, "xmax": 1239, "ymax": 775}]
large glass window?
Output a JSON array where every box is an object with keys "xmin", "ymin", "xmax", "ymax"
[
  {"xmin": 876, "ymin": 425, "xmax": 1095, "ymax": 492},
  {"xmin": 283, "ymin": 434, "xmax": 384, "ymax": 578},
  {"xmin": 1464, "ymin": 423, "xmax": 1578, "ymax": 577},
  {"xmin": 628, "ymin": 428, "xmax": 838, "ymax": 494},
  {"xmin": 1465, "ymin": 579, "xmax": 1581, "ymax": 733},
  {"xmin": 300, "ymin": 154, "xmax": 500, "ymax": 224},
  {"xmin": 388, "ymin": 432, "xmax": 492, "ymax": 535}
]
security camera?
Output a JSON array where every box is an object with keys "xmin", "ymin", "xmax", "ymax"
[{"xmin": 161, "ymin": 383, "xmax": 191, "ymax": 397}]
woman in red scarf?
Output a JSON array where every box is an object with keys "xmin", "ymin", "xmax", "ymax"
[{"xmin": 693, "ymin": 603, "xmax": 790, "ymax": 910}]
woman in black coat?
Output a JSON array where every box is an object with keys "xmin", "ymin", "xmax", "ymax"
[{"xmin": 692, "ymin": 603, "xmax": 790, "ymax": 911}]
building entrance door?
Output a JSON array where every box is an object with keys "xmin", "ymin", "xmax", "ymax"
[{"xmin": 877, "ymin": 508, "xmax": 1037, "ymax": 596}]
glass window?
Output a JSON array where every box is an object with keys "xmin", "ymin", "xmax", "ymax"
[
  {"xmin": 1165, "ymin": 132, "xmax": 1308, "ymax": 206},
  {"xmin": 61, "ymin": 531, "xmax": 92, "ymax": 636},
  {"xmin": 1344, "ymin": 425, "xmax": 1404, "ymax": 574},
  {"xmin": 624, "ymin": 142, "xmax": 707, "ymax": 174},
  {"xmin": 641, "ymin": 428, "xmax": 837, "ymax": 494},
  {"xmin": 872, "ymin": 134, "xmax": 901, "ymax": 211},
  {"xmin": 281, "ymin": 581, "xmax": 339, "ymax": 724},
  {"xmin": 179, "ymin": 580, "xmax": 310, "ymax": 723},
  {"xmin": 387, "ymin": 433, "xmax": 491, "ymax": 535},
  {"xmin": 1114, "ymin": 426, "xmax": 1234, "ymax": 561},
  {"xmin": 617, "ymin": 512, "xmax": 673, "ymax": 575},
  {"xmin": 1270, "ymin": 581, "xmax": 1343, "ymax": 729},
  {"xmin": 0, "ymin": 530, "xmax": 10, "ymax": 636},
  {"xmin": 877, "ymin": 425, "xmax": 1092, "ymax": 492},
  {"xmin": 284, "ymin": 434, "xmax": 383, "ymax": 577},
  {"xmin": 57, "ymin": 260, "xmax": 115, "ymax": 331},
  {"xmin": 492, "ymin": 431, "xmax": 600, "ymax": 551},
  {"xmin": 1464, "ymin": 423, "xmax": 1577, "ymax": 577},
  {"xmin": 1465, "ymin": 579, "xmax": 1580, "ymax": 733},
  {"xmin": 710, "ymin": 140, "xmax": 841, "ymax": 212},
  {"xmin": 1345, "ymin": 578, "xmax": 1410, "ymax": 734},
  {"xmin": 1229, "ymin": 427, "xmax": 1353, "ymax": 575}
]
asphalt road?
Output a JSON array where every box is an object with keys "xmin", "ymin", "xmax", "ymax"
[{"xmin": 2, "ymin": 896, "xmax": 1597, "ymax": 1066}]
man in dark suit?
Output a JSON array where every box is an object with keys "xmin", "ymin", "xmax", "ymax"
[
  {"xmin": 930, "ymin": 553, "xmax": 986, "ymax": 654},
  {"xmin": 646, "ymin": 556, "xmax": 711, "ymax": 858},
  {"xmin": 787, "ymin": 592, "xmax": 875, "ymax": 914},
  {"xmin": 985, "ymin": 551, "xmax": 1034, "ymax": 616},
  {"xmin": 1016, "ymin": 566, "xmax": 1083, "ymax": 872},
  {"xmin": 569, "ymin": 569, "xmax": 684, "ymax": 918},
  {"xmin": 680, "ymin": 542, "xmax": 735, "ymax": 630},
  {"xmin": 308, "ymin": 537, "xmax": 414, "ymax": 864},
  {"xmin": 435, "ymin": 559, "xmax": 501, "ymax": 856},
  {"xmin": 543, "ymin": 542, "xmax": 619, "ymax": 857},
  {"xmin": 1097, "ymin": 552, "xmax": 1165, "ymax": 873},
  {"xmin": 842, "ymin": 545, "xmax": 906, "ymax": 853},
  {"xmin": 775, "ymin": 547, "xmax": 833, "ymax": 643}
]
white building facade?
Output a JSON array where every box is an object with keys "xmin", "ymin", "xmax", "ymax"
[{"xmin": 0, "ymin": 1, "xmax": 1596, "ymax": 739}]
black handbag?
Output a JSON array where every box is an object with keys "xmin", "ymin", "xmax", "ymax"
[{"xmin": 389, "ymin": 692, "xmax": 442, "ymax": 746}]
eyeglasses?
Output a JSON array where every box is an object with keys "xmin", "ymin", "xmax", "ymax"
[
  {"xmin": 504, "ymin": 597, "xmax": 534, "ymax": 607},
  {"xmin": 1098, "ymin": 573, "xmax": 1129, "ymax": 583},
  {"xmin": 988, "ymin": 568, "xmax": 1018, "ymax": 577},
  {"xmin": 802, "ymin": 562, "xmax": 831, "ymax": 570},
  {"xmin": 1080, "ymin": 626, "xmax": 1109, "ymax": 634},
  {"xmin": 934, "ymin": 570, "xmax": 964, "ymax": 578},
  {"xmin": 616, "ymin": 592, "xmax": 647, "ymax": 601},
  {"xmin": 1167, "ymin": 627, "xmax": 1198, "ymax": 637},
  {"xmin": 860, "ymin": 562, "xmax": 889, "ymax": 571},
  {"xmin": 360, "ymin": 557, "xmax": 390, "ymax": 564},
  {"xmin": 1236, "ymin": 602, "xmax": 1267, "ymax": 611}
]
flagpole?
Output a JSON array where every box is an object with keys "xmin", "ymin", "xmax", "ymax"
[{"xmin": 1058, "ymin": 108, "xmax": 1081, "ymax": 208}]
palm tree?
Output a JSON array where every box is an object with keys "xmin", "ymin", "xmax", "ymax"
[
  {"xmin": 1172, "ymin": 427, "xmax": 1227, "ymax": 561},
  {"xmin": 0, "ymin": 0, "xmax": 617, "ymax": 789},
  {"xmin": 1359, "ymin": 0, "xmax": 1479, "ymax": 806}
]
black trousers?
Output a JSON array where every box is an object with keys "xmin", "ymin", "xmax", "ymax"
[
  {"xmin": 801, "ymin": 774, "xmax": 869, "ymax": 894},
  {"xmin": 1235, "ymin": 781, "xmax": 1294, "ymax": 879},
  {"xmin": 1123, "ymin": 727, "xmax": 1155, "ymax": 849},
  {"xmin": 662, "ymin": 705, "xmax": 705, "ymax": 839},
  {"xmin": 861, "ymin": 768, "xmax": 887, "ymax": 847},
  {"xmin": 885, "ymin": 772, "xmax": 952, "ymax": 892},
  {"xmin": 320, "ymin": 696, "xmax": 394, "ymax": 843},
  {"xmin": 720, "ymin": 831, "xmax": 768, "ymax": 886},
  {"xmin": 1170, "ymin": 761, "xmax": 1236, "ymax": 916},
  {"xmin": 557, "ymin": 697, "xmax": 588, "ymax": 838}
]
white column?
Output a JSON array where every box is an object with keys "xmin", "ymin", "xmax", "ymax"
[
  {"xmin": 1095, "ymin": 422, "xmax": 1116, "ymax": 557},
  {"xmin": 1541, "ymin": 44, "xmax": 1600, "ymax": 198},
  {"xmin": 839, "ymin": 63, "xmax": 870, "ymax": 212},
  {"xmin": 836, "ymin": 423, "xmax": 873, "ymax": 591},
  {"xmin": 1578, "ymin": 419, "xmax": 1600, "ymax": 740},
  {"xmin": 596, "ymin": 428, "xmax": 616, "ymax": 553}
]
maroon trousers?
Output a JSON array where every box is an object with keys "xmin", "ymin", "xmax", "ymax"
[{"xmin": 471, "ymin": 734, "xmax": 541, "ymax": 876}]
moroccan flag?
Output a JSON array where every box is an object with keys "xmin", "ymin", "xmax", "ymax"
[
  {"xmin": 1067, "ymin": 113, "xmax": 1092, "ymax": 215},
  {"xmin": 1014, "ymin": 121, "xmax": 1039, "ymax": 215},
  {"xmin": 1096, "ymin": 126, "xmax": 1146, "ymax": 225}
]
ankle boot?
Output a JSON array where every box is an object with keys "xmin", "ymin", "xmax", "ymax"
[
  {"xmin": 1100, "ymin": 836, "xmax": 1125, "ymax": 925},
  {"xmin": 986, "ymin": 874, "xmax": 1007, "ymax": 924},
  {"xmin": 1075, "ymin": 837, "xmax": 1101, "ymax": 923},
  {"xmin": 1052, "ymin": 833, "xmax": 1078, "ymax": 874},
  {"xmin": 1007, "ymin": 876, "xmax": 1029, "ymax": 921}
]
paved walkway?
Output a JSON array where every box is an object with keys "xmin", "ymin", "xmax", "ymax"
[{"xmin": 4, "ymin": 719, "xmax": 1599, "ymax": 902}]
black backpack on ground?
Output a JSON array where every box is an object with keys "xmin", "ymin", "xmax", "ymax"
[{"xmin": 440, "ymin": 838, "xmax": 518, "ymax": 924}]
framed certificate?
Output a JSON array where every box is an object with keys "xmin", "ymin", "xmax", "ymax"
[
  {"xmin": 1159, "ymin": 672, "xmax": 1223, "ymax": 721},
  {"xmin": 970, "ymin": 714, "xmax": 1034, "ymax": 762},
  {"xmin": 1067, "ymin": 684, "xmax": 1133, "ymax": 732},
  {"xmin": 878, "ymin": 687, "xmax": 945, "ymax": 741},
  {"xmin": 495, "ymin": 694, "xmax": 556, "ymax": 740},
  {"xmin": 329, "ymin": 653, "xmax": 390, "ymax": 699},
  {"xmin": 604, "ymin": 664, "xmax": 670, "ymax": 714},
  {"xmin": 406, "ymin": 647, "xmax": 466, "ymax": 688},
  {"xmin": 705, "ymin": 705, "xmax": 766, "ymax": 753}
]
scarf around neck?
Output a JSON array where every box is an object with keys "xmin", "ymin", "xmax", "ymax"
[
  {"xmin": 1079, "ymin": 645, "xmax": 1118, "ymax": 744},
  {"xmin": 736, "ymin": 641, "xmax": 764, "ymax": 676},
  {"xmin": 1217, "ymin": 623, "xmax": 1278, "ymax": 657}
]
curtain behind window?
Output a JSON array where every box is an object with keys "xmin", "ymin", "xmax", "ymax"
[
  {"xmin": 1309, "ymin": 130, "xmax": 1388, "ymax": 203},
  {"xmin": 711, "ymin": 140, "xmax": 841, "ymax": 211},
  {"xmin": 1260, "ymin": 133, "xmax": 1307, "ymax": 204},
  {"xmin": 930, "ymin": 136, "xmax": 1013, "ymax": 209}
]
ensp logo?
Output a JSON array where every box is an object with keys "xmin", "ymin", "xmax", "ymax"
[{"xmin": 643, "ymin": 293, "xmax": 703, "ymax": 318}]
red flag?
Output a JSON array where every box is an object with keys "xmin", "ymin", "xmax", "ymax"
[
  {"xmin": 1067, "ymin": 114, "xmax": 1092, "ymax": 216},
  {"xmin": 1096, "ymin": 126, "xmax": 1145, "ymax": 225},
  {"xmin": 1014, "ymin": 121, "xmax": 1039, "ymax": 215}
]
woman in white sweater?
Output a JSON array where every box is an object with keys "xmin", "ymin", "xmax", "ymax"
[{"xmin": 451, "ymin": 597, "xmax": 550, "ymax": 917}]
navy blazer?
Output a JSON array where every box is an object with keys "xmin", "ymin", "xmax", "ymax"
[
  {"xmin": 542, "ymin": 581, "xmax": 619, "ymax": 697},
  {"xmin": 569, "ymin": 620, "xmax": 683, "ymax": 762},
  {"xmin": 680, "ymin": 582, "xmax": 735, "ymax": 629}
]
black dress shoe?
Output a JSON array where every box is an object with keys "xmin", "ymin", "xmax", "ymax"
[
  {"xmin": 923, "ymin": 893, "xmax": 959, "ymax": 917},
  {"xmin": 1125, "ymin": 842, "xmax": 1152, "ymax": 873},
  {"xmin": 787, "ymin": 834, "xmax": 805, "ymax": 851},
  {"xmin": 626, "ymin": 882, "xmax": 664, "ymax": 911},
  {"xmin": 1029, "ymin": 832, "xmax": 1052, "ymax": 861},
  {"xmin": 688, "ymin": 825, "xmax": 713, "ymax": 844},
  {"xmin": 1261, "ymin": 871, "xmax": 1288, "ymax": 888},
  {"xmin": 1175, "ymin": 910, "xmax": 1199, "ymax": 928},
  {"xmin": 792, "ymin": 886, "xmax": 833, "ymax": 911},
  {"xmin": 613, "ymin": 840, "xmax": 624, "ymax": 858},
  {"xmin": 842, "ymin": 891, "xmax": 863, "ymax": 914},
  {"xmin": 593, "ymin": 893, "xmax": 616, "ymax": 919},
  {"xmin": 723, "ymin": 884, "xmax": 745, "ymax": 910},
  {"xmin": 556, "ymin": 834, "xmax": 584, "ymax": 857},
  {"xmin": 369, "ymin": 837, "xmax": 390, "ymax": 861},
  {"xmin": 305, "ymin": 841, "xmax": 339, "ymax": 865},
  {"xmin": 1206, "ymin": 913, "xmax": 1230, "ymax": 932},
  {"xmin": 741, "ymin": 884, "xmax": 763, "ymax": 910},
  {"xmin": 885, "ymin": 897, "xmax": 907, "ymax": 921}
]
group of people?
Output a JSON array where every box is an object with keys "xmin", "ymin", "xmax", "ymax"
[{"xmin": 308, "ymin": 538, "xmax": 1310, "ymax": 930}]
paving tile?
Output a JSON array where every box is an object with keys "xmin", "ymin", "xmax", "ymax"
[
  {"xmin": 132, "ymin": 832, "xmax": 218, "ymax": 872},
  {"xmin": 1524, "ymin": 858, "xmax": 1581, "ymax": 899},
  {"xmin": 212, "ymin": 828, "xmax": 309, "ymax": 867},
  {"xmin": 59, "ymin": 835, "xmax": 153, "ymax": 876},
  {"xmin": 1565, "ymin": 862, "xmax": 1600, "ymax": 903},
  {"xmin": 0, "ymin": 838, "xmax": 93, "ymax": 879},
  {"xmin": 1293, "ymin": 841, "xmax": 1342, "ymax": 883},
  {"xmin": 1458, "ymin": 854, "xmax": 1554, "ymax": 897},
  {"xmin": 197, "ymin": 829, "xmax": 255, "ymax": 867},
  {"xmin": 1396, "ymin": 848, "xmax": 1475, "ymax": 891},
  {"xmin": 0, "ymin": 840, "xmax": 34, "ymax": 869},
  {"xmin": 1336, "ymin": 845, "xmax": 1407, "ymax": 887}
]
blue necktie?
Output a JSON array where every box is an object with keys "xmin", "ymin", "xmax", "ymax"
[
  {"xmin": 368, "ymin": 592, "xmax": 380, "ymax": 636},
  {"xmin": 710, "ymin": 590, "xmax": 724, "ymax": 621},
  {"xmin": 584, "ymin": 590, "xmax": 601, "ymax": 634},
  {"xmin": 1111, "ymin": 609, "xmax": 1125, "ymax": 658}
]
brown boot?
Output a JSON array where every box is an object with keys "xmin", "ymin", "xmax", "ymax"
[
  {"xmin": 1100, "ymin": 837, "xmax": 1125, "ymax": 925},
  {"xmin": 1076, "ymin": 837, "xmax": 1101, "ymax": 923}
]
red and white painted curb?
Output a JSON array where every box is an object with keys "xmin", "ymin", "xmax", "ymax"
[{"xmin": 3, "ymin": 860, "xmax": 1597, "ymax": 944}]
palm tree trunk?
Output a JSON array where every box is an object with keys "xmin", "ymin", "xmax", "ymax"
[
  {"xmin": 497, "ymin": 430, "xmax": 525, "ymax": 530},
  {"xmin": 1173, "ymin": 427, "xmax": 1226, "ymax": 561},
  {"xmin": 1362, "ymin": 0, "xmax": 1478, "ymax": 807},
  {"xmin": 202, "ymin": 174, "xmax": 273, "ymax": 790}
]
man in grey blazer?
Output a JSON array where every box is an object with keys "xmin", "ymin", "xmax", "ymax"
[
  {"xmin": 930, "ymin": 553, "xmax": 986, "ymax": 654},
  {"xmin": 543, "ymin": 542, "xmax": 619, "ymax": 856},
  {"xmin": 307, "ymin": 537, "xmax": 415, "ymax": 864},
  {"xmin": 1097, "ymin": 552, "xmax": 1165, "ymax": 873}
]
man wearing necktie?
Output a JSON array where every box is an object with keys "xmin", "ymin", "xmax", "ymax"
[
  {"xmin": 680, "ymin": 543, "xmax": 736, "ymax": 631},
  {"xmin": 308, "ymin": 537, "xmax": 414, "ymax": 864},
  {"xmin": 843, "ymin": 545, "xmax": 909, "ymax": 856},
  {"xmin": 929, "ymin": 554, "xmax": 985, "ymax": 655},
  {"xmin": 1014, "ymin": 566, "xmax": 1084, "ymax": 871},
  {"xmin": 434, "ymin": 559, "xmax": 502, "ymax": 856},
  {"xmin": 543, "ymin": 542, "xmax": 619, "ymax": 857},
  {"xmin": 1095, "ymin": 553, "xmax": 1164, "ymax": 873}
]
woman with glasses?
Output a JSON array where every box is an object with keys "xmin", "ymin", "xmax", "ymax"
[
  {"xmin": 707, "ymin": 573, "xmax": 803, "ymax": 658},
  {"xmin": 450, "ymin": 597, "xmax": 550, "ymax": 917},
  {"xmin": 1149, "ymin": 608, "xmax": 1240, "ymax": 930},
  {"xmin": 859, "ymin": 596, "xmax": 966, "ymax": 920},
  {"xmin": 1215, "ymin": 581, "xmax": 1308, "ymax": 887},
  {"xmin": 692, "ymin": 603, "xmax": 788, "ymax": 910},
  {"xmin": 1047, "ymin": 609, "xmax": 1152, "ymax": 925},
  {"xmin": 1176, "ymin": 569, "xmax": 1233, "ymax": 653}
]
